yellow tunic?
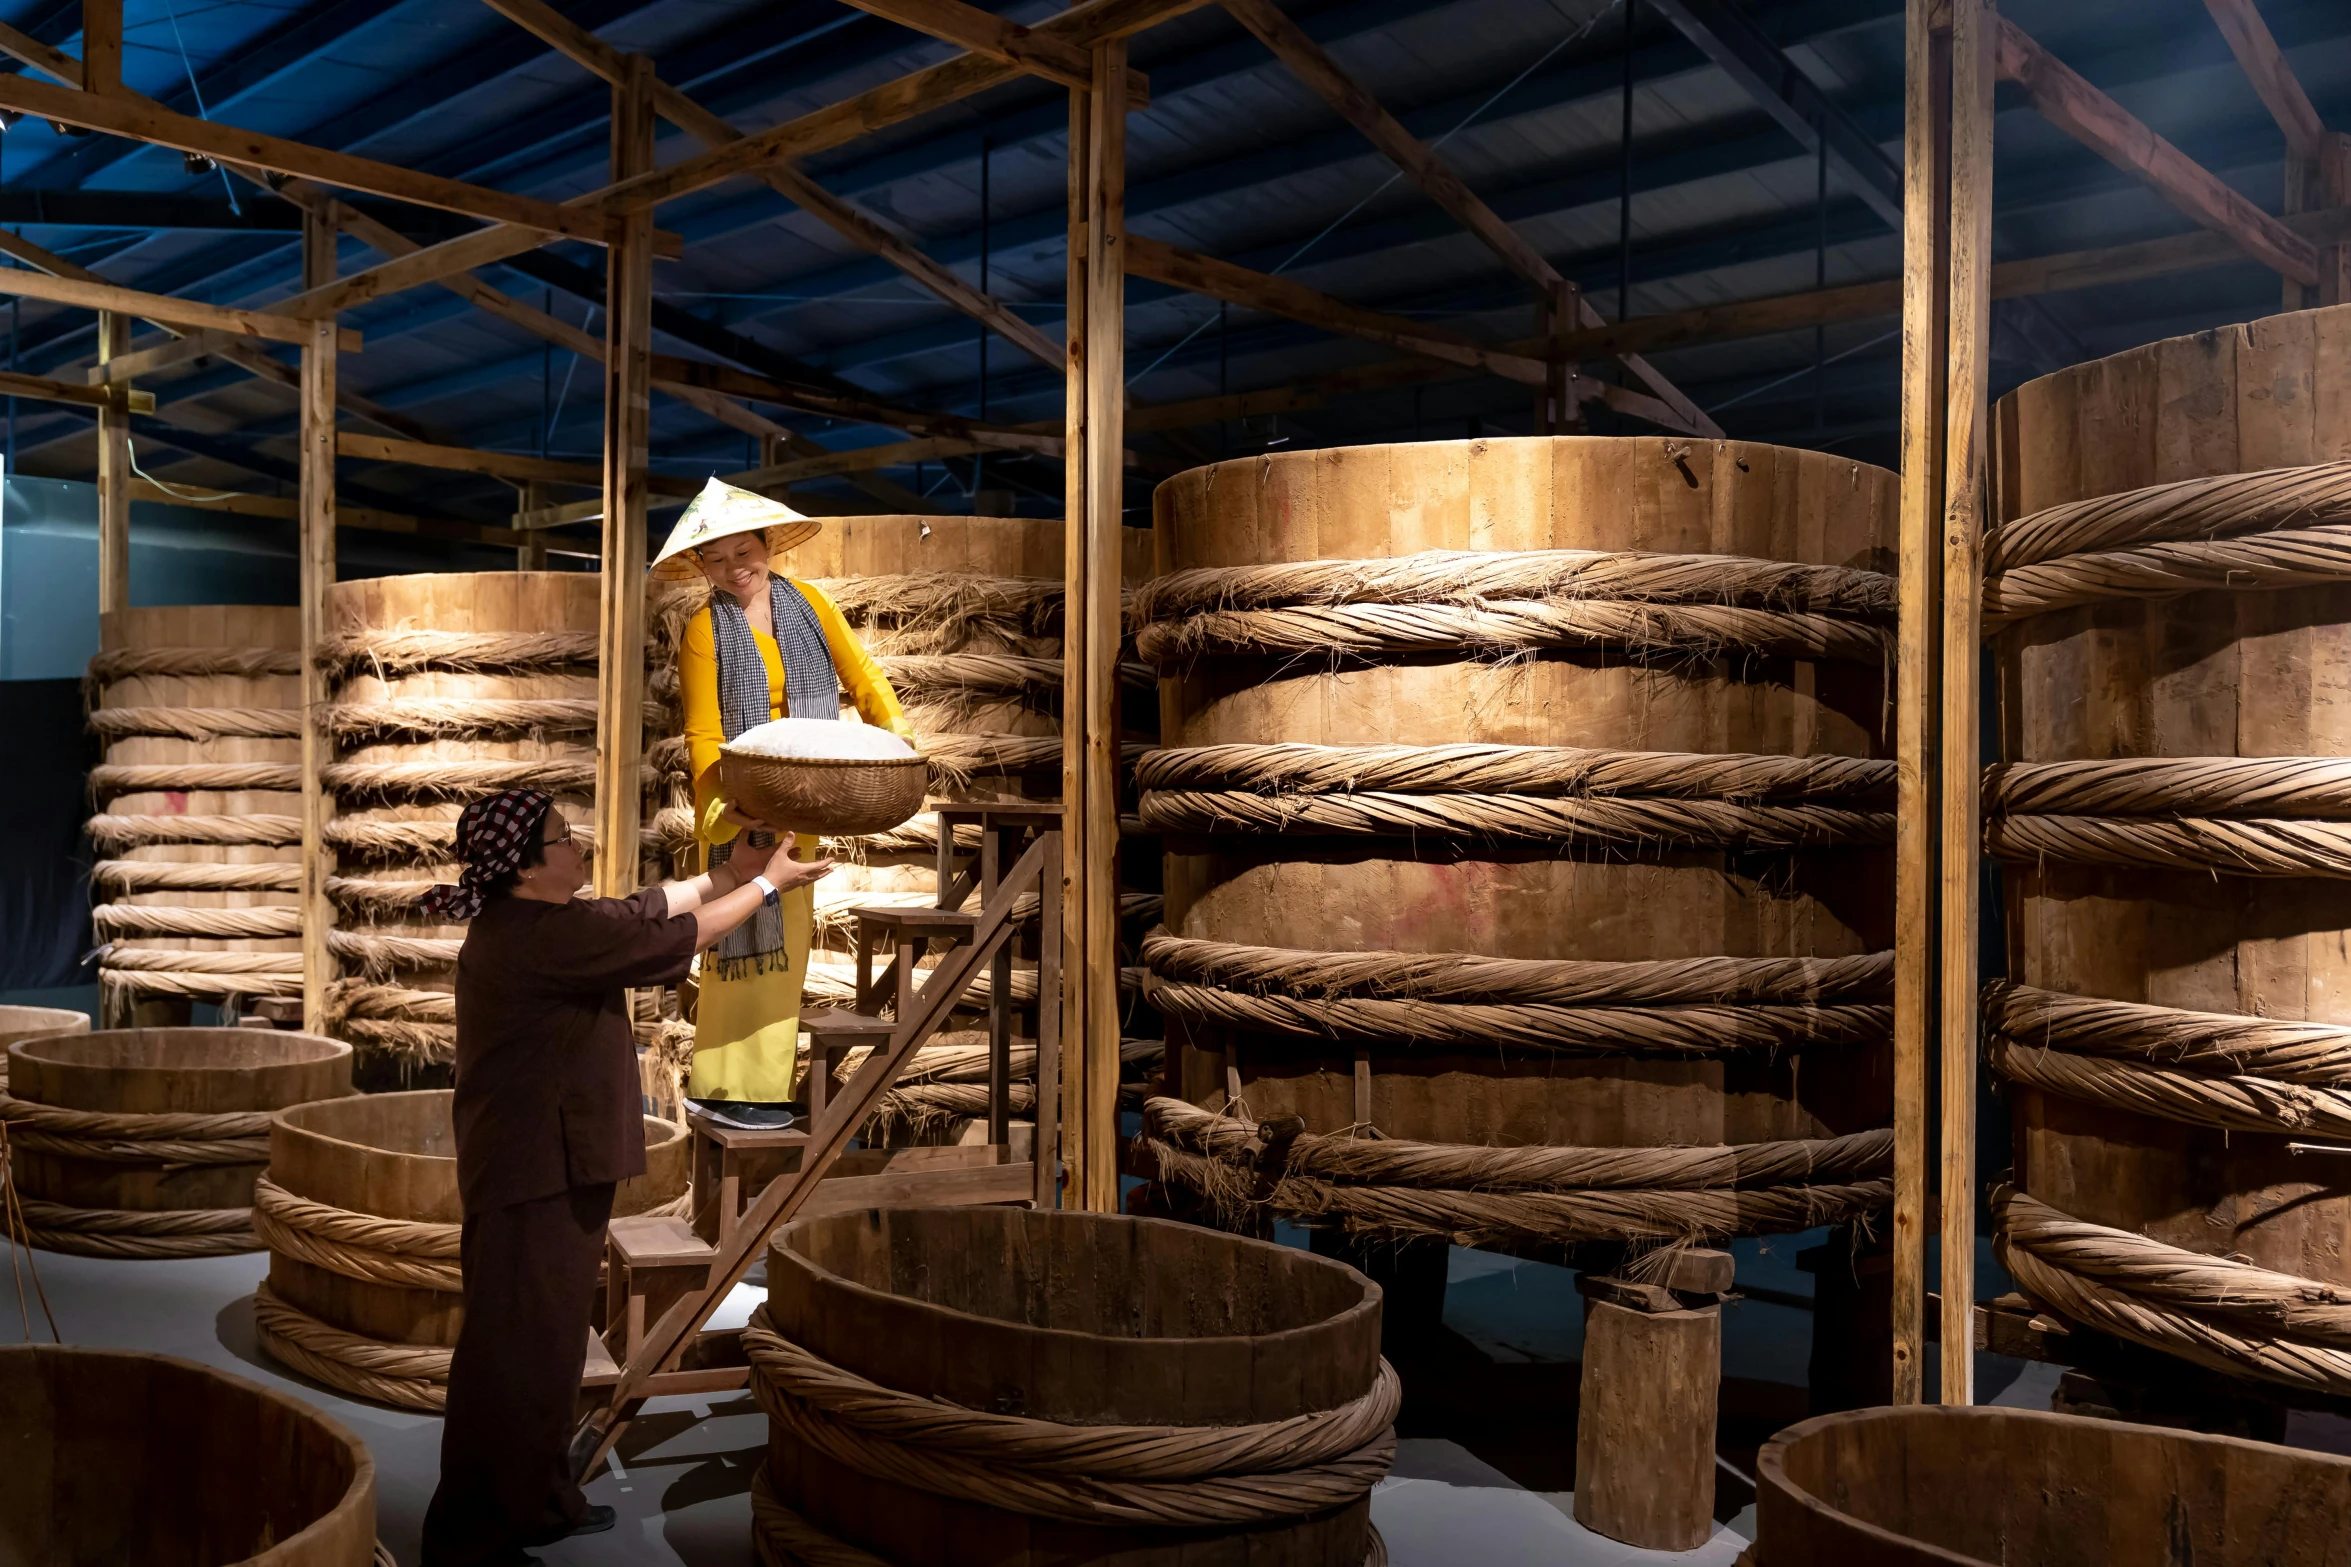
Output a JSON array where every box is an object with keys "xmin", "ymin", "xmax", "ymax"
[{"xmin": 677, "ymin": 578, "xmax": 910, "ymax": 1101}]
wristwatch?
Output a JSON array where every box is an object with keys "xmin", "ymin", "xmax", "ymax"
[{"xmin": 749, "ymin": 874, "xmax": 781, "ymax": 908}]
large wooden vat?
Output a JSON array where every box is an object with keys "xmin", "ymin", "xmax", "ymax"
[
  {"xmin": 0, "ymin": 1345, "xmax": 376, "ymax": 1566},
  {"xmin": 1986, "ymin": 305, "xmax": 2351, "ymax": 1394},
  {"xmin": 1139, "ymin": 438, "xmax": 1898, "ymax": 1257},
  {"xmin": 751, "ymin": 1207, "xmax": 1391, "ymax": 1564},
  {"xmin": 84, "ymin": 606, "xmax": 304, "ymax": 1027},
  {"xmin": 1749, "ymin": 1405, "xmax": 2351, "ymax": 1565},
  {"xmin": 2, "ymin": 1026, "xmax": 351, "ymax": 1257},
  {"xmin": 322, "ymin": 572, "xmax": 609, "ymax": 1078},
  {"xmin": 254, "ymin": 1087, "xmax": 689, "ymax": 1410},
  {"xmin": 0, "ymin": 1007, "xmax": 87, "ymax": 1088}
]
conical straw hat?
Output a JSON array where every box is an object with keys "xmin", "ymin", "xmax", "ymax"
[{"xmin": 649, "ymin": 478, "xmax": 822, "ymax": 580}]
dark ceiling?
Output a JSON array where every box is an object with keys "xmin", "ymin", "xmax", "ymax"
[{"xmin": 0, "ymin": 0, "xmax": 2342, "ymax": 540}]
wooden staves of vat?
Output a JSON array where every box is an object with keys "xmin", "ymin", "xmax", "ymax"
[
  {"xmin": 0, "ymin": 1344, "xmax": 378, "ymax": 1565},
  {"xmin": 1984, "ymin": 304, "xmax": 2351, "ymax": 1397},
  {"xmin": 1, "ymin": 1026, "xmax": 351, "ymax": 1257},
  {"xmin": 1749, "ymin": 1404, "xmax": 2351, "ymax": 1564},
  {"xmin": 320, "ymin": 572, "xmax": 619, "ymax": 1079},
  {"xmin": 254, "ymin": 1087, "xmax": 688, "ymax": 1410},
  {"xmin": 749, "ymin": 1206, "xmax": 1393, "ymax": 1565},
  {"xmin": 83, "ymin": 605, "xmax": 305, "ymax": 1026},
  {"xmin": 1137, "ymin": 437, "xmax": 1898, "ymax": 1255}
]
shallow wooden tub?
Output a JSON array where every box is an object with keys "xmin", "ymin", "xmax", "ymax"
[
  {"xmin": 755, "ymin": 1206, "xmax": 1391, "ymax": 1565},
  {"xmin": 0, "ymin": 1344, "xmax": 375, "ymax": 1565},
  {"xmin": 1752, "ymin": 1405, "xmax": 2351, "ymax": 1565},
  {"xmin": 3, "ymin": 1026, "xmax": 351, "ymax": 1256},
  {"xmin": 256, "ymin": 1088, "xmax": 689, "ymax": 1409},
  {"xmin": 0, "ymin": 1006, "xmax": 87, "ymax": 1088}
]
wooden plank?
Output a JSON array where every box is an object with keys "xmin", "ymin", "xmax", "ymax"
[
  {"xmin": 1078, "ymin": 42, "xmax": 1127, "ymax": 1213},
  {"xmin": 0, "ymin": 264, "xmax": 360, "ymax": 349},
  {"xmin": 594, "ymin": 54, "xmax": 655, "ymax": 901},
  {"xmin": 792, "ymin": 1158, "xmax": 1036, "ymax": 1219},
  {"xmin": 81, "ymin": 0, "xmax": 119, "ymax": 96},
  {"xmin": 2202, "ymin": 0, "xmax": 2327, "ymax": 158},
  {"xmin": 1938, "ymin": 0, "xmax": 1995, "ymax": 1411},
  {"xmin": 829, "ymin": 0, "xmax": 1149, "ymax": 99},
  {"xmin": 1891, "ymin": 0, "xmax": 1948, "ymax": 1411},
  {"xmin": 0, "ymin": 71, "xmax": 624, "ymax": 247},
  {"xmin": 1123, "ymin": 232, "xmax": 1548, "ymax": 383},
  {"xmin": 1059, "ymin": 79, "xmax": 1089, "ymax": 1214},
  {"xmin": 1995, "ymin": 15, "xmax": 2318, "ymax": 286},
  {"xmin": 476, "ymin": 0, "xmax": 1064, "ymax": 373},
  {"xmin": 0, "ymin": 19, "xmax": 79, "ymax": 86},
  {"xmin": 0, "ymin": 367, "xmax": 150, "ymax": 412},
  {"xmin": 120, "ymin": 478, "xmax": 507, "ymax": 544},
  {"xmin": 94, "ymin": 312, "xmax": 129, "ymax": 616},
  {"xmin": 298, "ymin": 207, "xmax": 338, "ymax": 1037},
  {"xmin": 86, "ymin": 328, "xmax": 245, "ymax": 384}
]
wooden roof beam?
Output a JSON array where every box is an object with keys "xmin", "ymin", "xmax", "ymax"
[
  {"xmin": 827, "ymin": 0, "xmax": 1150, "ymax": 100},
  {"xmin": 0, "ymin": 367, "xmax": 151, "ymax": 412},
  {"xmin": 2202, "ymin": 0, "xmax": 2327, "ymax": 158},
  {"xmin": 1124, "ymin": 231, "xmax": 1550, "ymax": 385},
  {"xmin": 476, "ymin": 0, "xmax": 1061, "ymax": 371},
  {"xmin": 0, "ymin": 71, "xmax": 634, "ymax": 247},
  {"xmin": 0, "ymin": 264, "xmax": 361, "ymax": 347},
  {"xmin": 336, "ymin": 431, "xmax": 702, "ymax": 496},
  {"xmin": 1995, "ymin": 16, "xmax": 2318, "ymax": 286},
  {"xmin": 1214, "ymin": 0, "xmax": 1718, "ymax": 437}
]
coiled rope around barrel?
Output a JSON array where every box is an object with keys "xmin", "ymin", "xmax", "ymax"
[
  {"xmin": 1143, "ymin": 929, "xmax": 1891, "ymax": 1061},
  {"xmin": 0, "ymin": 1095, "xmax": 267, "ymax": 1257},
  {"xmin": 1992, "ymin": 1187, "xmax": 2351, "ymax": 1398},
  {"xmin": 745, "ymin": 1306, "xmax": 1398, "ymax": 1528},
  {"xmin": 254, "ymin": 1282, "xmax": 449, "ymax": 1411},
  {"xmin": 1144, "ymin": 1098, "xmax": 1892, "ymax": 1250}
]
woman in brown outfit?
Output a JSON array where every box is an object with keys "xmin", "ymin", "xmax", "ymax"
[{"xmin": 416, "ymin": 788, "xmax": 832, "ymax": 1567}]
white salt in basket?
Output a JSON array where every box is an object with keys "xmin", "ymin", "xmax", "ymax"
[{"xmin": 719, "ymin": 719, "xmax": 929, "ymax": 836}]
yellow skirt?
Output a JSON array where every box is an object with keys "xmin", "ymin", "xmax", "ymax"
[{"xmin": 687, "ymin": 837, "xmax": 815, "ymax": 1103}]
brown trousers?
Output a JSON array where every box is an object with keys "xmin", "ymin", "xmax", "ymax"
[{"xmin": 420, "ymin": 1182, "xmax": 614, "ymax": 1567}]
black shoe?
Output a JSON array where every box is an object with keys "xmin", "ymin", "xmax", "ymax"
[
  {"xmin": 693, "ymin": 1100, "xmax": 797, "ymax": 1131},
  {"xmin": 564, "ymin": 1505, "xmax": 617, "ymax": 1538}
]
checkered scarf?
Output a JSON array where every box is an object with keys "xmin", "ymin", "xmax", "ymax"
[{"xmin": 417, "ymin": 789, "xmax": 555, "ymax": 921}]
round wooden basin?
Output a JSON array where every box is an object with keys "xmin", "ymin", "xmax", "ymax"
[
  {"xmin": 1754, "ymin": 1404, "xmax": 2351, "ymax": 1565},
  {"xmin": 0, "ymin": 1344, "xmax": 375, "ymax": 1565},
  {"xmin": 762, "ymin": 1206, "xmax": 1386, "ymax": 1564}
]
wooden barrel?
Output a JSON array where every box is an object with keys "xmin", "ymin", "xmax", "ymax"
[
  {"xmin": 1750, "ymin": 1405, "xmax": 2351, "ymax": 1564},
  {"xmin": 2, "ymin": 1026, "xmax": 351, "ymax": 1257},
  {"xmin": 1138, "ymin": 438, "xmax": 1897, "ymax": 1259},
  {"xmin": 254, "ymin": 1087, "xmax": 689, "ymax": 1410},
  {"xmin": 0, "ymin": 1344, "xmax": 376, "ymax": 1565},
  {"xmin": 1986, "ymin": 305, "xmax": 2351, "ymax": 1395},
  {"xmin": 752, "ymin": 1207, "xmax": 1388, "ymax": 1564},
  {"xmin": 84, "ymin": 605, "xmax": 304, "ymax": 1028},
  {"xmin": 322, "ymin": 572, "xmax": 613, "ymax": 1082},
  {"xmin": 0, "ymin": 1007, "xmax": 87, "ymax": 1089}
]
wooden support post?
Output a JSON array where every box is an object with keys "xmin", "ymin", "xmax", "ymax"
[
  {"xmin": 515, "ymin": 480, "xmax": 550, "ymax": 570},
  {"xmin": 1536, "ymin": 280, "xmax": 1580, "ymax": 433},
  {"xmin": 80, "ymin": 0, "xmax": 118, "ymax": 94},
  {"xmin": 1936, "ymin": 0, "xmax": 1994, "ymax": 1410},
  {"xmin": 94, "ymin": 309, "xmax": 129, "ymax": 615},
  {"xmin": 1059, "ymin": 43, "xmax": 1128, "ymax": 1214},
  {"xmin": 594, "ymin": 55, "xmax": 655, "ymax": 900},
  {"xmin": 1890, "ymin": 0, "xmax": 1950, "ymax": 1410},
  {"xmin": 297, "ymin": 205, "xmax": 339, "ymax": 1037},
  {"xmin": 1571, "ymin": 1250, "xmax": 1732, "ymax": 1551}
]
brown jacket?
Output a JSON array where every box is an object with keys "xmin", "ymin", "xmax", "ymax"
[{"xmin": 451, "ymin": 888, "xmax": 697, "ymax": 1214}]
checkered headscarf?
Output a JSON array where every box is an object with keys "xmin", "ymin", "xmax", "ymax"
[{"xmin": 417, "ymin": 790, "xmax": 557, "ymax": 920}]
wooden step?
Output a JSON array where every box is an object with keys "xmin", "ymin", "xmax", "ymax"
[
  {"xmin": 799, "ymin": 1007, "xmax": 894, "ymax": 1042},
  {"xmin": 686, "ymin": 1110, "xmax": 809, "ymax": 1151},
  {"xmin": 608, "ymin": 1214, "xmax": 715, "ymax": 1270},
  {"xmin": 853, "ymin": 905, "xmax": 979, "ymax": 937}
]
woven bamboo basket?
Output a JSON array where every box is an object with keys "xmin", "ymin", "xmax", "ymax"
[{"xmin": 719, "ymin": 748, "xmax": 928, "ymax": 838}]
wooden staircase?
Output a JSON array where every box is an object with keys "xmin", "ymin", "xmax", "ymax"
[{"xmin": 574, "ymin": 804, "xmax": 1062, "ymax": 1475}]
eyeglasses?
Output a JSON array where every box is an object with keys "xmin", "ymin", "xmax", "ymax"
[{"xmin": 543, "ymin": 821, "xmax": 575, "ymax": 848}]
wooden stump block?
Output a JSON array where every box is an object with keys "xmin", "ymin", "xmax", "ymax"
[{"xmin": 1573, "ymin": 1254, "xmax": 1727, "ymax": 1551}]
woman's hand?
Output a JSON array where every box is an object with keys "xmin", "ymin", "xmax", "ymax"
[{"xmin": 754, "ymin": 837, "xmax": 836, "ymax": 890}]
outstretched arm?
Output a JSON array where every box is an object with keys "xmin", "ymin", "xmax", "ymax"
[{"xmin": 663, "ymin": 836, "xmax": 837, "ymax": 946}]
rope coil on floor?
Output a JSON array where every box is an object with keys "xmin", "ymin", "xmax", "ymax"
[
  {"xmin": 1993, "ymin": 1186, "xmax": 2351, "ymax": 1398},
  {"xmin": 745, "ymin": 1307, "xmax": 1398, "ymax": 1528},
  {"xmin": 1143, "ymin": 1099, "xmax": 1892, "ymax": 1249}
]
